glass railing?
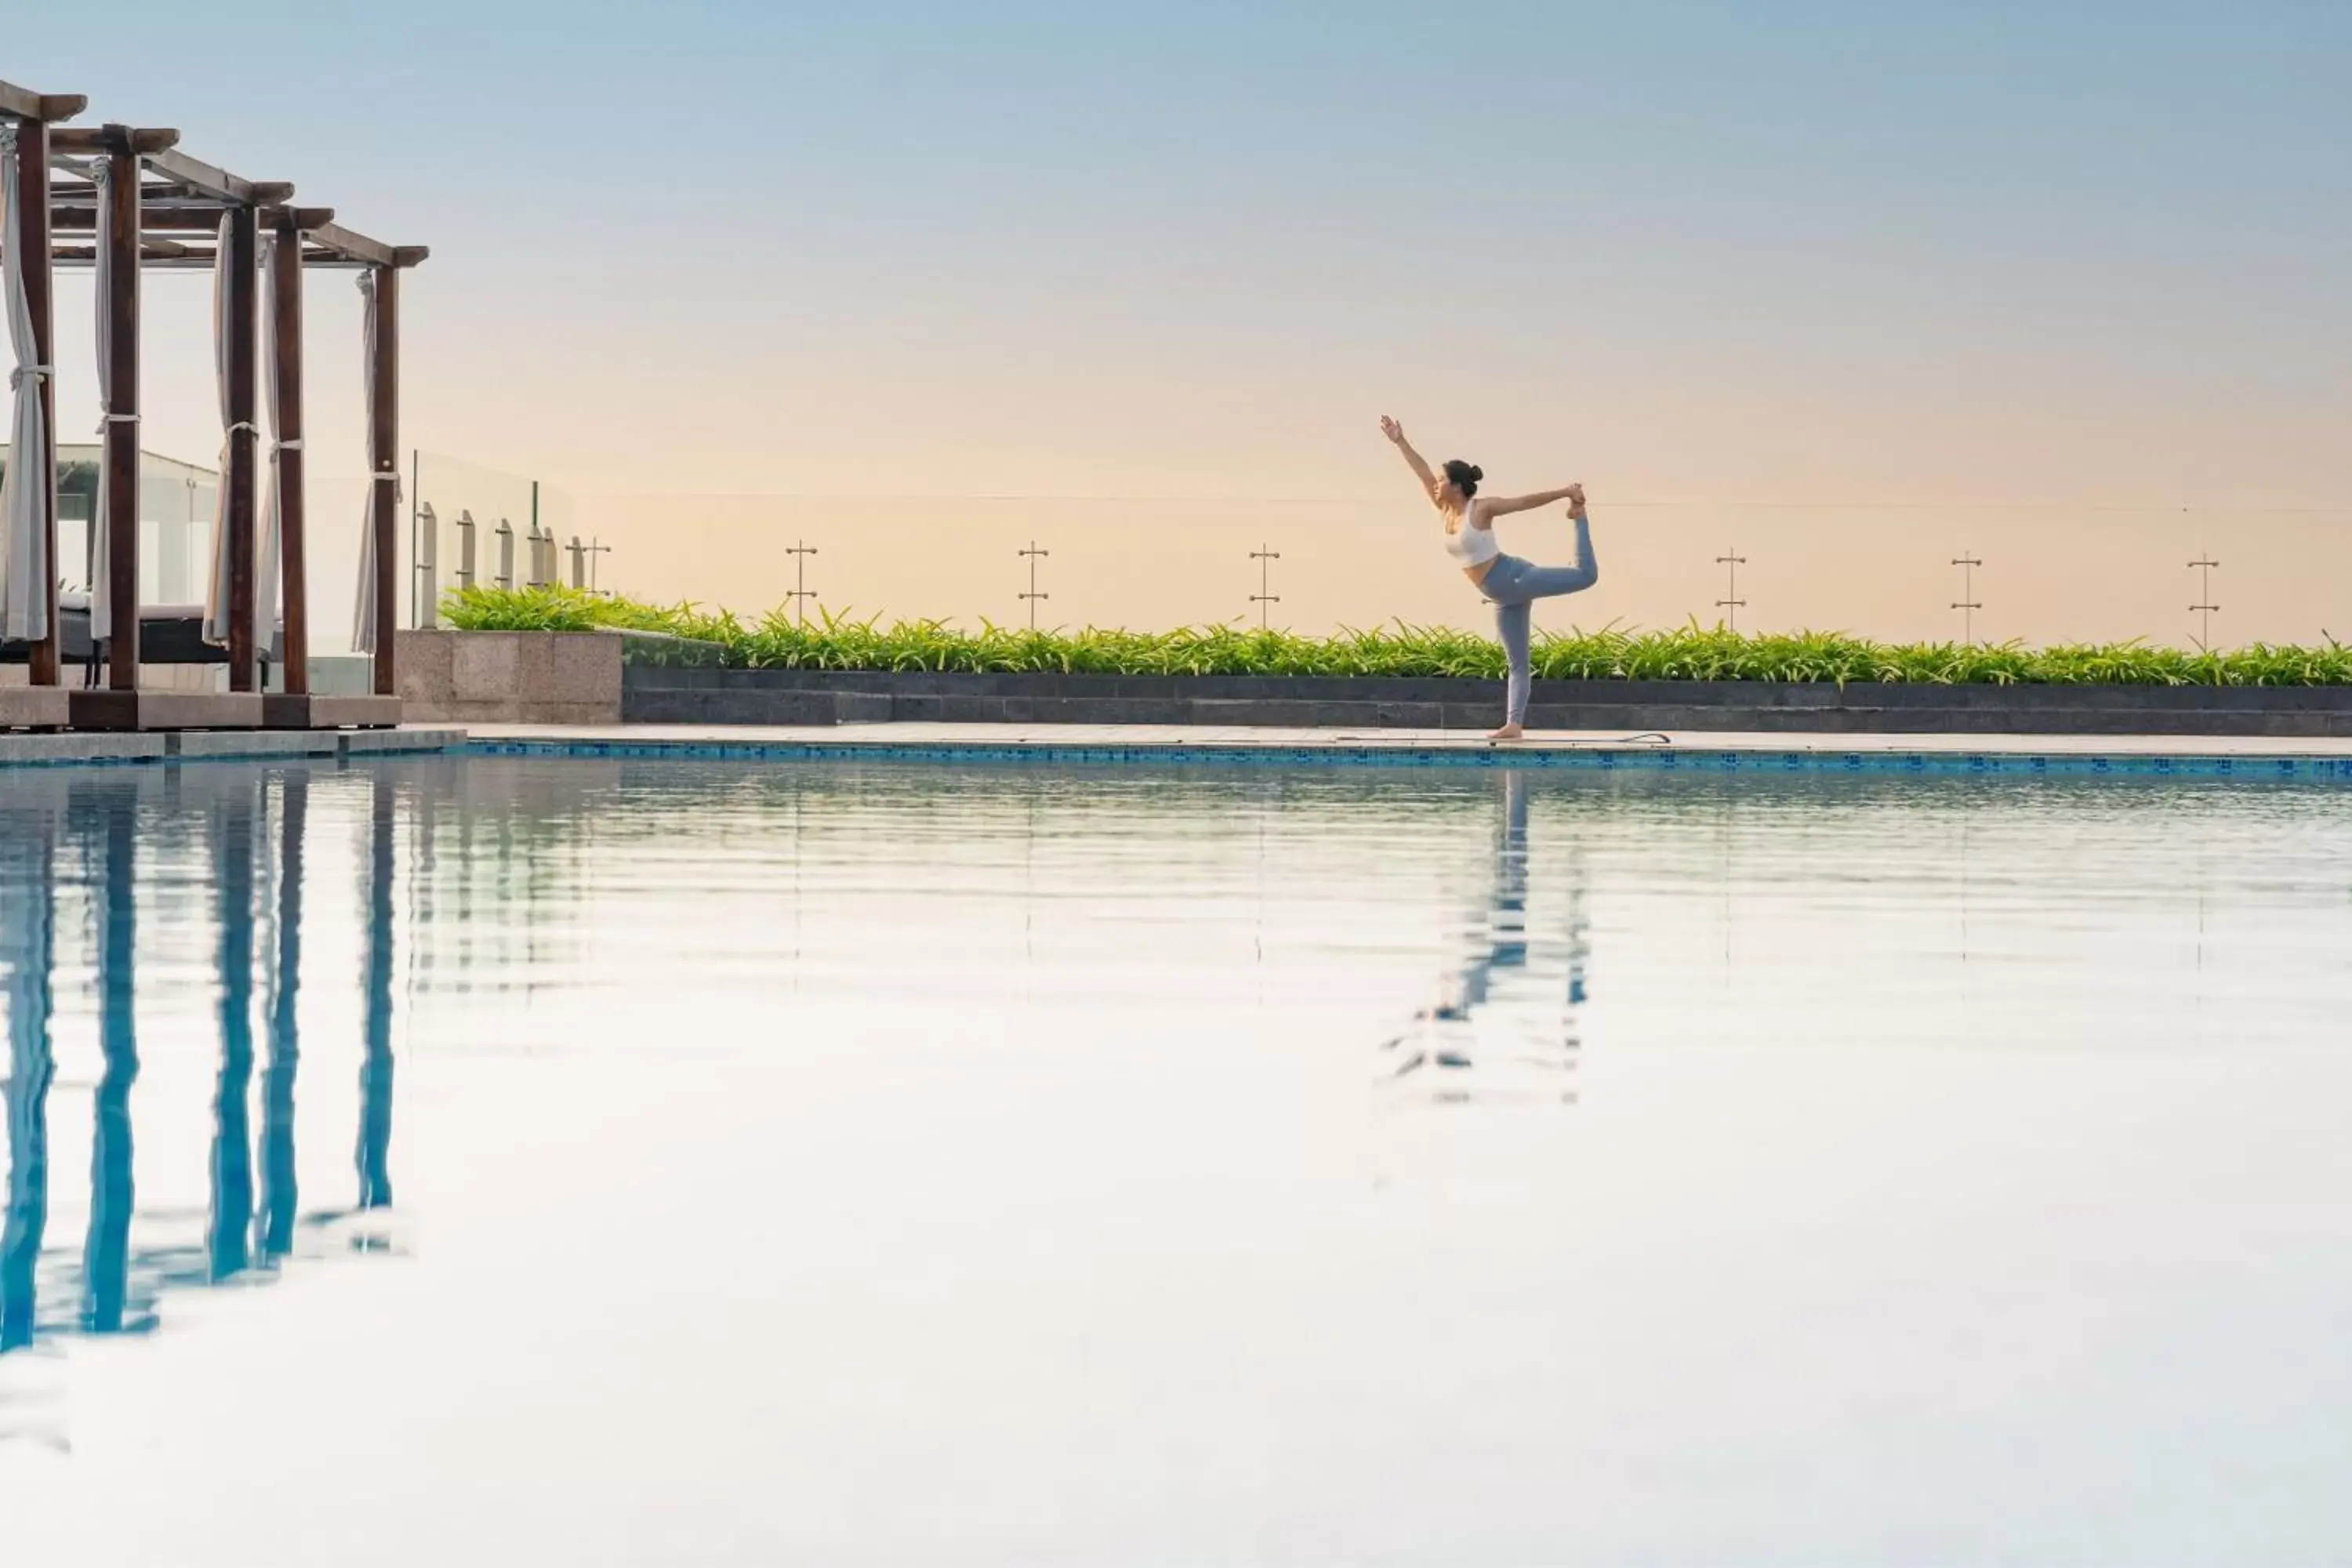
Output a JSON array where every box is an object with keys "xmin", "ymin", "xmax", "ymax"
[
  {"xmin": 546, "ymin": 490, "xmax": 2352, "ymax": 650},
  {"xmin": 412, "ymin": 452, "xmax": 590, "ymax": 627}
]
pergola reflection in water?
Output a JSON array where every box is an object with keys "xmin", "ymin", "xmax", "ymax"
[{"xmin": 0, "ymin": 764, "xmax": 401, "ymax": 1362}]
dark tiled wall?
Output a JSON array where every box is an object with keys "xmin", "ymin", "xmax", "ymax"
[{"xmin": 620, "ymin": 667, "xmax": 2352, "ymax": 735}]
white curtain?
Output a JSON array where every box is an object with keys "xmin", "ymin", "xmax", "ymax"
[
  {"xmin": 351, "ymin": 270, "xmax": 382, "ymax": 654},
  {"xmin": 90, "ymin": 158, "xmax": 122, "ymax": 643},
  {"xmin": 0, "ymin": 122, "xmax": 55, "ymax": 645},
  {"xmin": 202, "ymin": 212, "xmax": 234, "ymax": 644},
  {"xmin": 257, "ymin": 234, "xmax": 284, "ymax": 659}
]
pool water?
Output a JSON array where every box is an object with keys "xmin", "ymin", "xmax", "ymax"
[{"xmin": 3, "ymin": 757, "xmax": 2350, "ymax": 1565}]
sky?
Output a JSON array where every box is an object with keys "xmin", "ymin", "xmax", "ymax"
[{"xmin": 7, "ymin": 2, "xmax": 2350, "ymax": 645}]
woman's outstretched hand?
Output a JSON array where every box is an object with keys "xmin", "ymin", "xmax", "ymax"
[
  {"xmin": 1379, "ymin": 415, "xmax": 1406, "ymax": 445},
  {"xmin": 1566, "ymin": 482, "xmax": 1587, "ymax": 521}
]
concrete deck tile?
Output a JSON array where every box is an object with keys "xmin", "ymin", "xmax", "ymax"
[{"xmin": 0, "ymin": 724, "xmax": 465, "ymax": 773}]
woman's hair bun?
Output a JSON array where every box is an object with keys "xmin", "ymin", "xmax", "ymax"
[{"xmin": 1466, "ymin": 465, "xmax": 1484, "ymax": 482}]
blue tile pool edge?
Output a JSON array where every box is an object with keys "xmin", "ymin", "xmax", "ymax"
[
  {"xmin": 452, "ymin": 736, "xmax": 2352, "ymax": 780},
  {"xmin": 6, "ymin": 731, "xmax": 2349, "ymax": 780}
]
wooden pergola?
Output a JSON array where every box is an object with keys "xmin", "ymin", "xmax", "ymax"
[{"xmin": 0, "ymin": 76, "xmax": 423, "ymax": 731}]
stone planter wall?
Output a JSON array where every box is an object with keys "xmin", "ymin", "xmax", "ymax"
[
  {"xmin": 394, "ymin": 633, "xmax": 2352, "ymax": 735},
  {"xmin": 397, "ymin": 630, "xmax": 626, "ymax": 724},
  {"xmin": 622, "ymin": 664, "xmax": 2352, "ymax": 737}
]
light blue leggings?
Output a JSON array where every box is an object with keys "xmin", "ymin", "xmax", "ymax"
[{"xmin": 1482, "ymin": 517, "xmax": 1598, "ymax": 726}]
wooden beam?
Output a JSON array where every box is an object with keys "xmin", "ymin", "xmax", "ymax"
[
  {"xmin": 51, "ymin": 203, "xmax": 335, "ymax": 234},
  {"xmin": 224, "ymin": 205, "xmax": 260, "ymax": 691},
  {"xmin": 53, "ymin": 181, "xmax": 222, "ymax": 211},
  {"xmin": 270, "ymin": 213, "xmax": 310, "ymax": 695},
  {"xmin": 142, "ymin": 147, "xmax": 292, "ymax": 208},
  {"xmin": 307, "ymin": 220, "xmax": 398, "ymax": 269},
  {"xmin": 303, "ymin": 226, "xmax": 428, "ymax": 270},
  {"xmin": 0, "ymin": 81, "xmax": 85, "ymax": 122},
  {"xmin": 49, "ymin": 125, "xmax": 178, "ymax": 155},
  {"xmin": 49, "ymin": 241, "xmax": 209, "ymax": 263},
  {"xmin": 13, "ymin": 118, "xmax": 63, "ymax": 684},
  {"xmin": 140, "ymin": 194, "xmax": 237, "ymax": 213},
  {"xmin": 368, "ymin": 265, "xmax": 400, "ymax": 696},
  {"xmin": 138, "ymin": 148, "xmax": 245, "ymax": 202},
  {"xmin": 54, "ymin": 213, "xmax": 426, "ymax": 270},
  {"xmin": 102, "ymin": 141, "xmax": 141, "ymax": 691},
  {"xmin": 49, "ymin": 254, "xmax": 223, "ymax": 272}
]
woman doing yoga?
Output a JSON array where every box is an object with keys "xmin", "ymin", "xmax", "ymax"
[{"xmin": 1379, "ymin": 415, "xmax": 1597, "ymax": 739}]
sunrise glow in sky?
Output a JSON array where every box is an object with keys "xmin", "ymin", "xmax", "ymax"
[{"xmin": 9, "ymin": 3, "xmax": 2348, "ymax": 643}]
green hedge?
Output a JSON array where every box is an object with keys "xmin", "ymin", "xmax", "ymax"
[{"xmin": 437, "ymin": 585, "xmax": 2352, "ymax": 686}]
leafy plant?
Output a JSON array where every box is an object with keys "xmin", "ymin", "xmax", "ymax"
[{"xmin": 437, "ymin": 587, "xmax": 2352, "ymax": 686}]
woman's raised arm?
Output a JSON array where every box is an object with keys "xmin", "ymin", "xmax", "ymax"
[{"xmin": 1379, "ymin": 415, "xmax": 1442, "ymax": 503}]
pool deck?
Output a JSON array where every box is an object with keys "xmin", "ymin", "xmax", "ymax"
[
  {"xmin": 8, "ymin": 722, "xmax": 2352, "ymax": 777},
  {"xmin": 0, "ymin": 725, "xmax": 463, "ymax": 771}
]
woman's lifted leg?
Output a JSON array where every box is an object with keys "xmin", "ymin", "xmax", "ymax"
[{"xmin": 1480, "ymin": 487, "xmax": 1598, "ymax": 740}]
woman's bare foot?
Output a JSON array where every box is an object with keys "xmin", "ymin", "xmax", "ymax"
[
  {"xmin": 1565, "ymin": 482, "xmax": 1587, "ymax": 521},
  {"xmin": 1487, "ymin": 723, "xmax": 1525, "ymax": 741}
]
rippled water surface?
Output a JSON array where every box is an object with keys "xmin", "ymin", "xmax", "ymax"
[{"xmin": 3, "ymin": 757, "xmax": 2350, "ymax": 1565}]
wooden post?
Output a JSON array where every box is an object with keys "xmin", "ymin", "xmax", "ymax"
[
  {"xmin": 368, "ymin": 263, "xmax": 398, "ymax": 697},
  {"xmin": 270, "ymin": 213, "xmax": 308, "ymax": 695},
  {"xmin": 223, "ymin": 204, "xmax": 259, "ymax": 691},
  {"xmin": 102, "ymin": 132, "xmax": 140, "ymax": 691},
  {"xmin": 14, "ymin": 118, "xmax": 60, "ymax": 685}
]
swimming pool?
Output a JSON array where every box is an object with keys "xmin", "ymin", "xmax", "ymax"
[{"xmin": 4, "ymin": 757, "xmax": 2350, "ymax": 1564}]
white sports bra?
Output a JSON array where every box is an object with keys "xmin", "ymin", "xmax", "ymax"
[{"xmin": 1443, "ymin": 505, "xmax": 1500, "ymax": 568}]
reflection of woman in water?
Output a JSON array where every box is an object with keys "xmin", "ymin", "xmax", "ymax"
[
  {"xmin": 1379, "ymin": 415, "xmax": 1599, "ymax": 740},
  {"xmin": 1384, "ymin": 771, "xmax": 1587, "ymax": 1098}
]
